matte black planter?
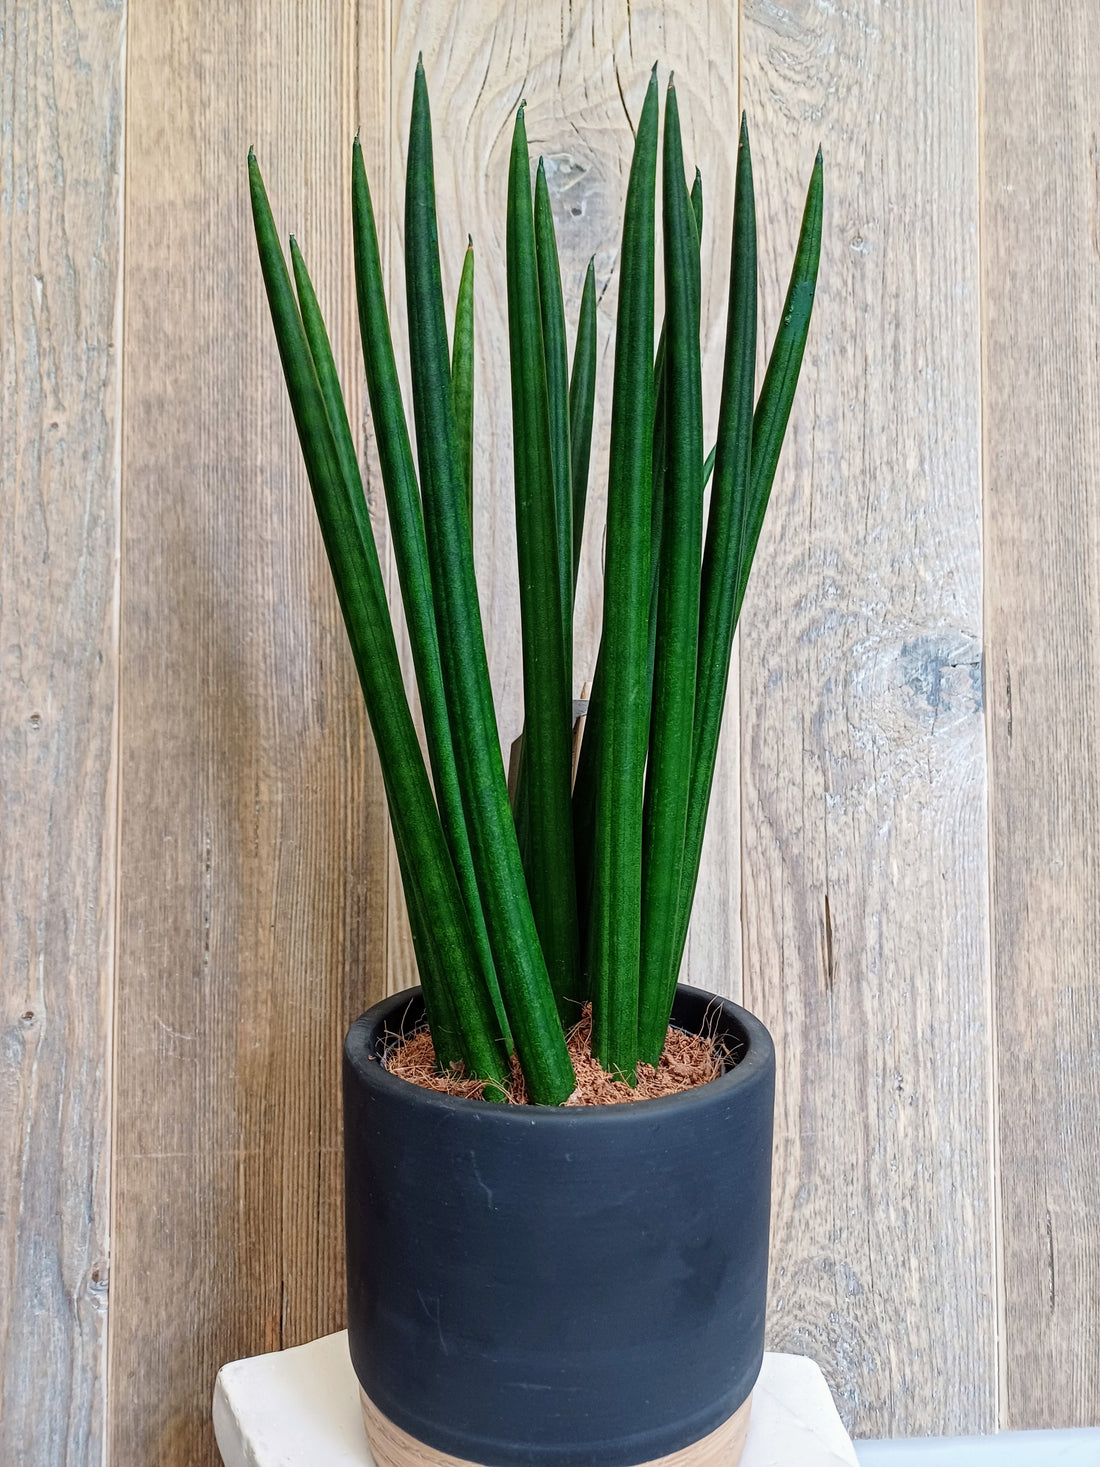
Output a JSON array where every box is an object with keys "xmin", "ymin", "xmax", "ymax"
[{"xmin": 343, "ymin": 983, "xmax": 775, "ymax": 1467}]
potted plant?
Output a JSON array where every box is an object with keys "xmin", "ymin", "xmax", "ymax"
[{"xmin": 249, "ymin": 59, "xmax": 821, "ymax": 1467}]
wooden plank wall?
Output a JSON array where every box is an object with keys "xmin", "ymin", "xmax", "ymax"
[
  {"xmin": 983, "ymin": 2, "xmax": 1100, "ymax": 1429},
  {"xmin": 111, "ymin": 4, "xmax": 386, "ymax": 1462},
  {"xmin": 0, "ymin": 1, "xmax": 124, "ymax": 1463},
  {"xmin": 739, "ymin": 0, "xmax": 994, "ymax": 1433},
  {"xmin": 1, "ymin": 0, "xmax": 1098, "ymax": 1462}
]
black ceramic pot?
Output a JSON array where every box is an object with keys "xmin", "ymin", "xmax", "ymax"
[{"xmin": 343, "ymin": 983, "xmax": 775, "ymax": 1467}]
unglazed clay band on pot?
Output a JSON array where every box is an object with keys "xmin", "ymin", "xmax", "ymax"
[{"xmin": 360, "ymin": 1389, "xmax": 753, "ymax": 1467}]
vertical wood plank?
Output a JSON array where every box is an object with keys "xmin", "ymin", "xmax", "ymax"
[
  {"xmin": 982, "ymin": 2, "xmax": 1100, "ymax": 1429},
  {"xmin": 385, "ymin": 0, "xmax": 744, "ymax": 1002},
  {"xmin": 739, "ymin": 0, "xmax": 994, "ymax": 1436},
  {"xmin": 112, "ymin": 4, "xmax": 389, "ymax": 1462},
  {"xmin": 0, "ymin": 1, "xmax": 123, "ymax": 1462}
]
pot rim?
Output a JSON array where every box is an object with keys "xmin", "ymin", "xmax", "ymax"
[{"xmin": 345, "ymin": 981, "xmax": 775, "ymax": 1125}]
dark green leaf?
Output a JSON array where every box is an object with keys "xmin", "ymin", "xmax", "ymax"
[
  {"xmin": 638, "ymin": 81, "xmax": 704, "ymax": 1064},
  {"xmin": 673, "ymin": 126, "xmax": 823, "ymax": 972},
  {"xmin": 350, "ymin": 140, "xmax": 512, "ymax": 1053},
  {"xmin": 508, "ymin": 115, "xmax": 580, "ymax": 1018},
  {"xmin": 451, "ymin": 238, "xmax": 476, "ymax": 527},
  {"xmin": 568, "ymin": 258, "xmax": 597, "ymax": 595},
  {"xmin": 586, "ymin": 66, "xmax": 659, "ymax": 1080},
  {"xmin": 249, "ymin": 151, "xmax": 507, "ymax": 1091},
  {"xmin": 534, "ymin": 158, "xmax": 573, "ymax": 675},
  {"xmin": 405, "ymin": 64, "xmax": 575, "ymax": 1104}
]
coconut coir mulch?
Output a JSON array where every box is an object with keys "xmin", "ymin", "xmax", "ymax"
[{"xmin": 382, "ymin": 1004, "xmax": 732, "ymax": 1105}]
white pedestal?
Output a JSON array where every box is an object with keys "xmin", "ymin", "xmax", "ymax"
[{"xmin": 213, "ymin": 1331, "xmax": 859, "ymax": 1467}]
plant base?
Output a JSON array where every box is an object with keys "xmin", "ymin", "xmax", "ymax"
[{"xmin": 360, "ymin": 1389, "xmax": 752, "ymax": 1467}]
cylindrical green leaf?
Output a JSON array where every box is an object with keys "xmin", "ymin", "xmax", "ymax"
[
  {"xmin": 451, "ymin": 238, "xmax": 475, "ymax": 527},
  {"xmin": 534, "ymin": 158, "xmax": 573, "ymax": 678},
  {"xmin": 736, "ymin": 150, "xmax": 823, "ymax": 606},
  {"xmin": 638, "ymin": 82, "xmax": 704, "ymax": 1064},
  {"xmin": 508, "ymin": 113, "xmax": 580, "ymax": 1019},
  {"xmin": 249, "ymin": 152, "xmax": 507, "ymax": 1093},
  {"xmin": 587, "ymin": 67, "xmax": 660, "ymax": 1080},
  {"xmin": 570, "ymin": 640, "xmax": 602, "ymax": 996},
  {"xmin": 568, "ymin": 258, "xmax": 597, "ymax": 596},
  {"xmin": 405, "ymin": 62, "xmax": 575, "ymax": 1105},
  {"xmin": 672, "ymin": 129, "xmax": 823, "ymax": 974},
  {"xmin": 646, "ymin": 178, "xmax": 700, "ymax": 749},
  {"xmin": 646, "ymin": 327, "xmax": 668, "ymax": 708},
  {"xmin": 349, "ymin": 140, "xmax": 512, "ymax": 1054}
]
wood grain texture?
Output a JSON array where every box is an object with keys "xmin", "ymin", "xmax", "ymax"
[
  {"xmin": 0, "ymin": 1, "xmax": 124, "ymax": 1462},
  {"xmin": 111, "ymin": 4, "xmax": 390, "ymax": 1462},
  {"xmin": 738, "ymin": 0, "xmax": 994, "ymax": 1437},
  {"xmin": 982, "ymin": 2, "xmax": 1100, "ymax": 1429},
  {"xmin": 384, "ymin": 0, "xmax": 744, "ymax": 1003}
]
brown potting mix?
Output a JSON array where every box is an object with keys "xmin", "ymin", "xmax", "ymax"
[{"xmin": 382, "ymin": 1003, "xmax": 735, "ymax": 1105}]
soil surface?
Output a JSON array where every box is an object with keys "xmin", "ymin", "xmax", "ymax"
[{"xmin": 382, "ymin": 1004, "xmax": 733, "ymax": 1105}]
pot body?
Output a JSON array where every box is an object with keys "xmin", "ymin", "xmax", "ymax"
[{"xmin": 343, "ymin": 984, "xmax": 775, "ymax": 1467}]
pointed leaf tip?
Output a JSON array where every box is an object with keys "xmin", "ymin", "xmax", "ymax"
[{"xmin": 467, "ymin": 232, "xmax": 473, "ymax": 248}]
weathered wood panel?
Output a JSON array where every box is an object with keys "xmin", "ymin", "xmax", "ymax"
[
  {"xmin": 738, "ymin": 0, "xmax": 994, "ymax": 1437},
  {"xmin": 982, "ymin": 1, "xmax": 1100, "ymax": 1429},
  {"xmin": 386, "ymin": 0, "xmax": 744, "ymax": 1003},
  {"xmin": 111, "ymin": 4, "xmax": 389, "ymax": 1463},
  {"xmin": 0, "ymin": 1, "xmax": 124, "ymax": 1463}
]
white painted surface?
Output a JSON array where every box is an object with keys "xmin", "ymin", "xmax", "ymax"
[
  {"xmin": 212, "ymin": 1332, "xmax": 859, "ymax": 1466},
  {"xmin": 855, "ymin": 1431, "xmax": 1100, "ymax": 1465},
  {"xmin": 213, "ymin": 1332, "xmax": 368, "ymax": 1467}
]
